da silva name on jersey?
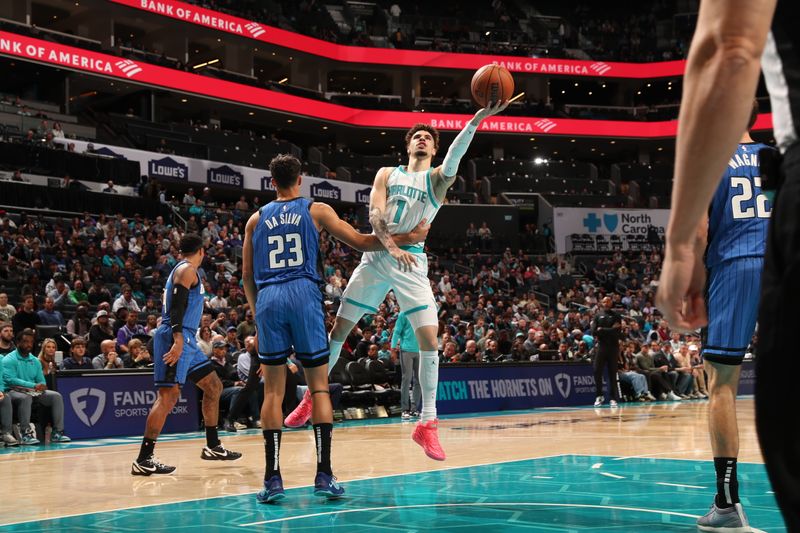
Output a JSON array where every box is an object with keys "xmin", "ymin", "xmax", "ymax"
[{"xmin": 263, "ymin": 212, "xmax": 302, "ymax": 230}]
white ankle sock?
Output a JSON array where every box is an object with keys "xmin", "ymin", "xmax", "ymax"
[{"xmin": 419, "ymin": 350, "xmax": 439, "ymax": 422}]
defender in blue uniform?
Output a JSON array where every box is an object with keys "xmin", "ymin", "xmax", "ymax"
[
  {"xmin": 131, "ymin": 234, "xmax": 241, "ymax": 476},
  {"xmin": 697, "ymin": 101, "xmax": 774, "ymax": 529},
  {"xmin": 243, "ymin": 154, "xmax": 427, "ymax": 503}
]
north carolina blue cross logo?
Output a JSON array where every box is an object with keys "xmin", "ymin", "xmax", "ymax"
[{"xmin": 583, "ymin": 213, "xmax": 602, "ymax": 233}]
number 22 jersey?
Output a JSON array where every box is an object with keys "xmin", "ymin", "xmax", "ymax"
[
  {"xmin": 705, "ymin": 142, "xmax": 775, "ymax": 269},
  {"xmin": 253, "ymin": 197, "xmax": 321, "ymax": 288}
]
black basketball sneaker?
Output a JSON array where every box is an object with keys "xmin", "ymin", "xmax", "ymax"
[
  {"xmin": 131, "ymin": 455, "xmax": 177, "ymax": 476},
  {"xmin": 201, "ymin": 444, "xmax": 242, "ymax": 461}
]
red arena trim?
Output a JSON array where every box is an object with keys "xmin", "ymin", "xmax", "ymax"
[
  {"xmin": 111, "ymin": 0, "xmax": 686, "ymax": 78},
  {"xmin": 0, "ymin": 31, "xmax": 773, "ymax": 138}
]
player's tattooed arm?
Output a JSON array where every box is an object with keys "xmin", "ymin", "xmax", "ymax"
[
  {"xmin": 312, "ymin": 201, "xmax": 428, "ymax": 253},
  {"xmin": 369, "ymin": 168, "xmax": 418, "ymax": 272}
]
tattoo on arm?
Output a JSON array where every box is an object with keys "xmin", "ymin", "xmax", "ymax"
[{"xmin": 369, "ymin": 206, "xmax": 399, "ymax": 252}]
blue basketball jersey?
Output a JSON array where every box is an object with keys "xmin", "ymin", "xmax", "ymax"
[
  {"xmin": 161, "ymin": 260, "xmax": 204, "ymax": 333},
  {"xmin": 705, "ymin": 143, "xmax": 774, "ymax": 268},
  {"xmin": 253, "ymin": 197, "xmax": 320, "ymax": 288}
]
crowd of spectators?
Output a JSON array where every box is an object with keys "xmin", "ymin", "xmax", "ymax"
[{"xmin": 0, "ymin": 172, "xmax": 737, "ymax": 445}]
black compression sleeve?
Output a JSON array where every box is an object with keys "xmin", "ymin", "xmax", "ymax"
[{"xmin": 169, "ymin": 285, "xmax": 190, "ymax": 333}]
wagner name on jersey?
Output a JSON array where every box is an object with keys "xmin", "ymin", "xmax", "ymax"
[{"xmin": 705, "ymin": 142, "xmax": 775, "ymax": 269}]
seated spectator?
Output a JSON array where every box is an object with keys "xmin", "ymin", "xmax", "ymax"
[
  {"xmin": 636, "ymin": 342, "xmax": 681, "ymax": 401},
  {"xmin": 0, "ymin": 323, "xmax": 15, "ymax": 356},
  {"xmin": 66, "ymin": 305, "xmax": 92, "ymax": 340},
  {"xmin": 116, "ymin": 310, "xmax": 146, "ymax": 354},
  {"xmin": 688, "ymin": 344, "xmax": 708, "ymax": 398},
  {"xmin": 112, "ymin": 284, "xmax": 141, "ymax": 313},
  {"xmin": 556, "ymin": 341, "xmax": 574, "ymax": 361},
  {"xmin": 210, "ymin": 340, "xmax": 243, "ymax": 418},
  {"xmin": 441, "ymin": 341, "xmax": 459, "ymax": 363},
  {"xmin": 37, "ymin": 338, "xmax": 58, "ymax": 390},
  {"xmin": 209, "ymin": 287, "xmax": 228, "ymax": 311},
  {"xmin": 12, "ymin": 296, "xmax": 40, "ymax": 334},
  {"xmin": 225, "ymin": 326, "xmax": 241, "ymax": 356},
  {"xmin": 197, "ymin": 326, "xmax": 214, "ymax": 357},
  {"xmin": 60, "ymin": 338, "xmax": 92, "ymax": 370},
  {"xmin": 236, "ymin": 310, "xmax": 255, "ymax": 342},
  {"xmin": 123, "ymin": 338, "xmax": 152, "ymax": 368},
  {"xmin": 483, "ymin": 339, "xmax": 502, "ymax": 362},
  {"xmin": 0, "ymin": 293, "xmax": 15, "ymax": 323},
  {"xmin": 37, "ymin": 297, "xmax": 65, "ymax": 327},
  {"xmin": 92, "ymin": 339, "xmax": 124, "ymax": 370},
  {"xmin": 618, "ymin": 348, "xmax": 654, "ymax": 402},
  {"xmin": 88, "ymin": 280, "xmax": 112, "ymax": 305},
  {"xmin": 68, "ymin": 280, "xmax": 89, "ymax": 304},
  {"xmin": 0, "ymin": 372, "xmax": 16, "ymax": 446},
  {"xmin": 88, "ymin": 309, "xmax": 115, "ymax": 356},
  {"xmin": 144, "ymin": 314, "xmax": 158, "ymax": 335},
  {"xmin": 672, "ymin": 344, "xmax": 700, "ymax": 398},
  {"xmin": 3, "ymin": 329, "xmax": 71, "ymax": 443},
  {"xmin": 48, "ymin": 279, "xmax": 71, "ymax": 309}
]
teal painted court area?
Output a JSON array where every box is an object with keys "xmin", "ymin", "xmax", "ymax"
[{"xmin": 2, "ymin": 454, "xmax": 784, "ymax": 532}]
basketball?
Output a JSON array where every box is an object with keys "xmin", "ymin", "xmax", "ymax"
[{"xmin": 470, "ymin": 64, "xmax": 514, "ymax": 107}]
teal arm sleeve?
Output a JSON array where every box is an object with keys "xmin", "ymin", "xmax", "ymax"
[{"xmin": 442, "ymin": 120, "xmax": 479, "ymax": 177}]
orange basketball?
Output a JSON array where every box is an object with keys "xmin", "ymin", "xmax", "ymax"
[{"xmin": 470, "ymin": 64, "xmax": 514, "ymax": 108}]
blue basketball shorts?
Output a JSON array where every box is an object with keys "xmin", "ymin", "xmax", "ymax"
[
  {"xmin": 703, "ymin": 257, "xmax": 764, "ymax": 365},
  {"xmin": 153, "ymin": 324, "xmax": 212, "ymax": 387},
  {"xmin": 256, "ymin": 278, "xmax": 329, "ymax": 368}
]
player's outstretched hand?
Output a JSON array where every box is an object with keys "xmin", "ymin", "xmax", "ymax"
[
  {"xmin": 408, "ymin": 218, "xmax": 431, "ymax": 243},
  {"xmin": 473, "ymin": 100, "xmax": 509, "ymax": 123},
  {"xmin": 656, "ymin": 241, "xmax": 708, "ymax": 333},
  {"xmin": 390, "ymin": 248, "xmax": 418, "ymax": 272},
  {"xmin": 163, "ymin": 343, "xmax": 182, "ymax": 366}
]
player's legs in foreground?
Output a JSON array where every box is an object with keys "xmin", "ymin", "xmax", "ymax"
[
  {"xmin": 257, "ymin": 363, "xmax": 288, "ymax": 503},
  {"xmin": 196, "ymin": 372, "xmax": 242, "ymax": 461},
  {"xmin": 697, "ymin": 361, "xmax": 749, "ymax": 532},
  {"xmin": 411, "ymin": 324, "xmax": 446, "ymax": 461},
  {"xmin": 284, "ymin": 316, "xmax": 358, "ymax": 428},
  {"xmin": 132, "ymin": 386, "xmax": 180, "ymax": 475},
  {"xmin": 306, "ymin": 363, "xmax": 345, "ymax": 499}
]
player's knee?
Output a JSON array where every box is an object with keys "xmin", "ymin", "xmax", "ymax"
[
  {"xmin": 202, "ymin": 375, "xmax": 223, "ymax": 398},
  {"xmin": 330, "ymin": 318, "xmax": 352, "ymax": 341},
  {"xmin": 160, "ymin": 387, "xmax": 180, "ymax": 407}
]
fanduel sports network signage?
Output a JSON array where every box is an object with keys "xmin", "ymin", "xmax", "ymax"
[
  {"xmin": 553, "ymin": 207, "xmax": 671, "ymax": 254},
  {"xmin": 0, "ymin": 31, "xmax": 774, "ymax": 138},
  {"xmin": 57, "ymin": 372, "xmax": 198, "ymax": 439},
  {"xmin": 111, "ymin": 0, "xmax": 684, "ymax": 78}
]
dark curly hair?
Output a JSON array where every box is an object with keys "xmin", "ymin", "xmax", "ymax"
[
  {"xmin": 269, "ymin": 154, "xmax": 302, "ymax": 189},
  {"xmin": 404, "ymin": 123, "xmax": 440, "ymax": 151}
]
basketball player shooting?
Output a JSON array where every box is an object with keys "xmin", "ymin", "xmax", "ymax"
[{"xmin": 284, "ymin": 99, "xmax": 508, "ymax": 461}]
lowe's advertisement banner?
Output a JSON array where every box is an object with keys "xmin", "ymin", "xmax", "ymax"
[
  {"xmin": 436, "ymin": 363, "xmax": 598, "ymax": 414},
  {"xmin": 57, "ymin": 373, "xmax": 198, "ymax": 439},
  {"xmin": 55, "ymin": 139, "xmax": 372, "ymax": 204},
  {"xmin": 553, "ymin": 207, "xmax": 670, "ymax": 253}
]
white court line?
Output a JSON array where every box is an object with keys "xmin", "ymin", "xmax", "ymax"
[
  {"xmin": 0, "ymin": 454, "xmax": 570, "ymax": 527},
  {"xmin": 531, "ymin": 476, "xmax": 553, "ymax": 479},
  {"xmin": 655, "ymin": 482, "xmax": 707, "ymax": 489},
  {"xmin": 238, "ymin": 502, "xmax": 704, "ymax": 527},
  {"xmin": 591, "ymin": 463, "xmax": 603, "ymax": 469},
  {"xmin": 569, "ymin": 453, "xmax": 766, "ymax": 466},
  {"xmin": 599, "ymin": 472, "xmax": 625, "ymax": 479}
]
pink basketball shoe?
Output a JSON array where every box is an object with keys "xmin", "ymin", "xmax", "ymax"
[
  {"xmin": 284, "ymin": 389, "xmax": 312, "ymax": 428},
  {"xmin": 412, "ymin": 419, "xmax": 446, "ymax": 461}
]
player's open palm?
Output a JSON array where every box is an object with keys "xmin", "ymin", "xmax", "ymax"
[
  {"xmin": 657, "ymin": 243, "xmax": 707, "ymax": 333},
  {"xmin": 474, "ymin": 99, "xmax": 509, "ymax": 122},
  {"xmin": 390, "ymin": 248, "xmax": 418, "ymax": 272},
  {"xmin": 163, "ymin": 343, "xmax": 182, "ymax": 366}
]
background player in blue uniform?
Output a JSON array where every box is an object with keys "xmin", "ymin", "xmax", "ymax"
[
  {"xmin": 696, "ymin": 101, "xmax": 773, "ymax": 529},
  {"xmin": 242, "ymin": 154, "xmax": 428, "ymax": 502},
  {"xmin": 131, "ymin": 234, "xmax": 241, "ymax": 476}
]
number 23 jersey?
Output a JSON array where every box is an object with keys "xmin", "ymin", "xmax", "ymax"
[
  {"xmin": 253, "ymin": 197, "xmax": 321, "ymax": 288},
  {"xmin": 706, "ymin": 142, "xmax": 776, "ymax": 269}
]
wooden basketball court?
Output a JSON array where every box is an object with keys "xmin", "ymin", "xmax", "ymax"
[{"xmin": 0, "ymin": 399, "xmax": 785, "ymax": 531}]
